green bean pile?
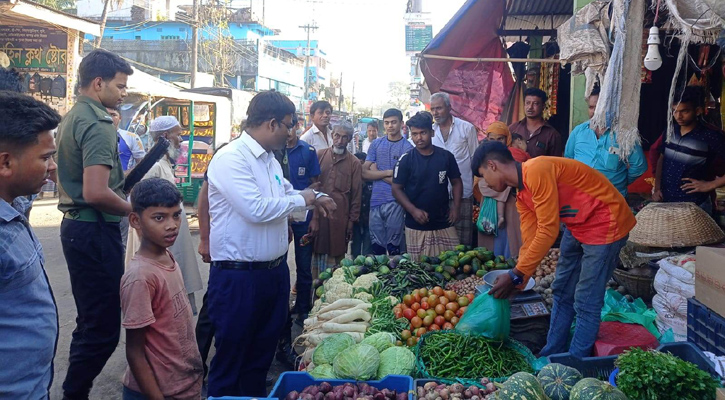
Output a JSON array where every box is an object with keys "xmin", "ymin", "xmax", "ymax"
[{"xmin": 418, "ymin": 331, "xmax": 533, "ymax": 379}]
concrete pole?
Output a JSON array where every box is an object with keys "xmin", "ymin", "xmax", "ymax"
[{"xmin": 191, "ymin": 0, "xmax": 199, "ymax": 88}]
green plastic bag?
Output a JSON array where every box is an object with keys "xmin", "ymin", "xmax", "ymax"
[
  {"xmin": 476, "ymin": 197, "xmax": 498, "ymax": 236},
  {"xmin": 600, "ymin": 289, "xmax": 660, "ymax": 339},
  {"xmin": 455, "ymin": 291, "xmax": 510, "ymax": 341}
]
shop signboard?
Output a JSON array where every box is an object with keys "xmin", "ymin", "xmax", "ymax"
[
  {"xmin": 405, "ymin": 22, "xmax": 432, "ymax": 53},
  {"xmin": 0, "ymin": 25, "xmax": 68, "ymax": 72}
]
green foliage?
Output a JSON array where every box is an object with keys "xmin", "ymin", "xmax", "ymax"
[
  {"xmin": 34, "ymin": 0, "xmax": 76, "ymax": 11},
  {"xmin": 615, "ymin": 348, "xmax": 718, "ymax": 400}
]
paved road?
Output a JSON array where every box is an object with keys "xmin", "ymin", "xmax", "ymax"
[{"xmin": 31, "ymin": 198, "xmax": 298, "ymax": 400}]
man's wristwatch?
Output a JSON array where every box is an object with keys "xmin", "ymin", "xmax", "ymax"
[
  {"xmin": 508, "ymin": 269, "xmax": 524, "ymax": 286},
  {"xmin": 312, "ymin": 190, "xmax": 329, "ymax": 199}
]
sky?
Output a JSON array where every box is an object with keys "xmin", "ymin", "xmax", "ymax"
[{"xmin": 248, "ymin": 0, "xmax": 467, "ymax": 108}]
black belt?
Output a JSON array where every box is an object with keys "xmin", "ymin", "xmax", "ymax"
[{"xmin": 211, "ymin": 256, "xmax": 284, "ymax": 271}]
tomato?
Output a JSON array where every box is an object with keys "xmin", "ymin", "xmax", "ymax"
[
  {"xmin": 442, "ymin": 322, "xmax": 454, "ymax": 330},
  {"xmin": 403, "ymin": 295, "xmax": 413, "ymax": 306},
  {"xmin": 466, "ymin": 293, "xmax": 475, "ymax": 303},
  {"xmin": 420, "ymin": 301, "xmax": 430, "ymax": 310},
  {"xmin": 445, "ymin": 290, "xmax": 458, "ymax": 301},
  {"xmin": 411, "ymin": 302, "xmax": 421, "ymax": 312},
  {"xmin": 423, "ymin": 315, "xmax": 434, "ymax": 327},
  {"xmin": 412, "ymin": 289, "xmax": 420, "ymax": 297},
  {"xmin": 400, "ymin": 303, "xmax": 409, "ymax": 311},
  {"xmin": 419, "ymin": 288, "xmax": 429, "ymax": 297},
  {"xmin": 413, "ymin": 293, "xmax": 422, "ymax": 303},
  {"xmin": 411, "ymin": 316, "xmax": 423, "ymax": 328},
  {"xmin": 456, "ymin": 308, "xmax": 464, "ymax": 318},
  {"xmin": 451, "ymin": 316, "xmax": 460, "ymax": 325},
  {"xmin": 444, "ymin": 310, "xmax": 455, "ymax": 321},
  {"xmin": 427, "ymin": 295, "xmax": 439, "ymax": 307},
  {"xmin": 429, "ymin": 324, "xmax": 441, "ymax": 331},
  {"xmin": 426, "ymin": 309, "xmax": 437, "ymax": 319},
  {"xmin": 457, "ymin": 296, "xmax": 470, "ymax": 307},
  {"xmin": 432, "ymin": 286, "xmax": 444, "ymax": 296},
  {"xmin": 403, "ymin": 308, "xmax": 416, "ymax": 321},
  {"xmin": 401, "ymin": 330, "xmax": 412, "ymax": 340},
  {"xmin": 434, "ymin": 315, "xmax": 445, "ymax": 326},
  {"xmin": 446, "ymin": 302, "xmax": 459, "ymax": 312},
  {"xmin": 438, "ymin": 296, "xmax": 449, "ymax": 306},
  {"xmin": 417, "ymin": 309, "xmax": 428, "ymax": 319},
  {"xmin": 406, "ymin": 337, "xmax": 415, "ymax": 347},
  {"xmin": 434, "ymin": 304, "xmax": 446, "ymax": 315},
  {"xmin": 416, "ymin": 327, "xmax": 427, "ymax": 337},
  {"xmin": 394, "ymin": 309, "xmax": 403, "ymax": 319},
  {"xmin": 396, "ymin": 340, "xmax": 403, "ymax": 346}
]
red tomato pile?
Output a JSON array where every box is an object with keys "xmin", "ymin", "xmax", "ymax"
[{"xmin": 393, "ymin": 286, "xmax": 473, "ymax": 347}]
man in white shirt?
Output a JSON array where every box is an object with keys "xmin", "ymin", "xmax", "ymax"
[
  {"xmin": 206, "ymin": 91, "xmax": 336, "ymax": 398},
  {"xmin": 300, "ymin": 100, "xmax": 332, "ymax": 150},
  {"xmin": 430, "ymin": 92, "xmax": 479, "ymax": 246},
  {"xmin": 362, "ymin": 122, "xmax": 379, "ymax": 154}
]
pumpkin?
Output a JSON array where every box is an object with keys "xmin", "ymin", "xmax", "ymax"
[
  {"xmin": 538, "ymin": 363, "xmax": 583, "ymax": 400},
  {"xmin": 570, "ymin": 378, "xmax": 628, "ymax": 400},
  {"xmin": 496, "ymin": 372, "xmax": 548, "ymax": 400}
]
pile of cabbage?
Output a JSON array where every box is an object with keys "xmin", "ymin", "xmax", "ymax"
[{"xmin": 309, "ymin": 332, "xmax": 416, "ymax": 380}]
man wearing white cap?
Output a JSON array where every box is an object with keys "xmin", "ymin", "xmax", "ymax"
[{"xmin": 125, "ymin": 116, "xmax": 204, "ymax": 310}]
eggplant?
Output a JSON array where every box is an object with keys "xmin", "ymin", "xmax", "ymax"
[{"xmin": 313, "ymin": 279, "xmax": 324, "ymax": 288}]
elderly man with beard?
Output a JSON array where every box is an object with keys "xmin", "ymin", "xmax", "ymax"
[
  {"xmin": 312, "ymin": 123, "xmax": 363, "ymax": 271},
  {"xmin": 124, "ymin": 116, "xmax": 204, "ymax": 312}
]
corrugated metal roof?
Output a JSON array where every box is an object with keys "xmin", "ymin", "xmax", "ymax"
[
  {"xmin": 503, "ymin": 14, "xmax": 569, "ymax": 31},
  {"xmin": 507, "ymin": 0, "xmax": 573, "ymax": 16}
]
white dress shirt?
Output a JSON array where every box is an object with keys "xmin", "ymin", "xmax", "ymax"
[
  {"xmin": 362, "ymin": 138, "xmax": 373, "ymax": 154},
  {"xmin": 207, "ymin": 132, "xmax": 306, "ymax": 262},
  {"xmin": 300, "ymin": 124, "xmax": 330, "ymax": 150},
  {"xmin": 432, "ymin": 116, "xmax": 478, "ymax": 199}
]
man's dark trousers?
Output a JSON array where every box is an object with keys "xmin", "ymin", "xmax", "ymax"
[
  {"xmin": 292, "ymin": 221, "xmax": 313, "ymax": 315},
  {"xmin": 60, "ymin": 218, "xmax": 124, "ymax": 399},
  {"xmin": 207, "ymin": 258, "xmax": 290, "ymax": 397}
]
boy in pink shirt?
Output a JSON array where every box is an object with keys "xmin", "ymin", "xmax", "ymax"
[{"xmin": 121, "ymin": 178, "xmax": 203, "ymax": 400}]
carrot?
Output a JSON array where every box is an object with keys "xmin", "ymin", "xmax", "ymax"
[{"xmin": 321, "ymin": 322, "xmax": 368, "ymax": 333}]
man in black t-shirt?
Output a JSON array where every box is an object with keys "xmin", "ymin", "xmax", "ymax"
[{"xmin": 392, "ymin": 112, "xmax": 463, "ymax": 260}]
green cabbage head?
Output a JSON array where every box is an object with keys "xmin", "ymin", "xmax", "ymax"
[
  {"xmin": 362, "ymin": 332, "xmax": 395, "ymax": 353},
  {"xmin": 313, "ymin": 333, "xmax": 356, "ymax": 365},
  {"xmin": 377, "ymin": 346, "xmax": 415, "ymax": 379},
  {"xmin": 309, "ymin": 364, "xmax": 336, "ymax": 379},
  {"xmin": 333, "ymin": 343, "xmax": 381, "ymax": 380}
]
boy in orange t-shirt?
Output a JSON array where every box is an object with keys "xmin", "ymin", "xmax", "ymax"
[
  {"xmin": 472, "ymin": 141, "xmax": 635, "ymax": 358},
  {"xmin": 121, "ymin": 178, "xmax": 203, "ymax": 400}
]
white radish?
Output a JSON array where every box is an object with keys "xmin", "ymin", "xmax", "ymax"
[
  {"xmin": 318, "ymin": 299, "xmax": 365, "ymax": 314},
  {"xmin": 321, "ymin": 322, "xmax": 368, "ymax": 333},
  {"xmin": 326, "ymin": 308, "xmax": 371, "ymax": 324}
]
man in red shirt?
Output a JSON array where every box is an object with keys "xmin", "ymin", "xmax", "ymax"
[{"xmin": 473, "ymin": 141, "xmax": 635, "ymax": 357}]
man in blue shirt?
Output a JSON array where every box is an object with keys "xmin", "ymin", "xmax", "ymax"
[
  {"xmin": 565, "ymin": 86, "xmax": 647, "ymax": 197},
  {"xmin": 0, "ymin": 91, "xmax": 61, "ymax": 399}
]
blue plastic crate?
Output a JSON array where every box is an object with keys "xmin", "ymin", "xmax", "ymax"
[
  {"xmin": 546, "ymin": 352, "xmax": 618, "ymax": 380},
  {"xmin": 688, "ymin": 297, "xmax": 725, "ymax": 357},
  {"xmin": 208, "ymin": 397, "xmax": 276, "ymax": 400},
  {"xmin": 270, "ymin": 372, "xmax": 414, "ymax": 400}
]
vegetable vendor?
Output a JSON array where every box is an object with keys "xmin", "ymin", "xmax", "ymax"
[
  {"xmin": 392, "ymin": 111, "xmax": 462, "ymax": 261},
  {"xmin": 473, "ymin": 141, "xmax": 635, "ymax": 357},
  {"xmin": 206, "ymin": 91, "xmax": 336, "ymax": 397}
]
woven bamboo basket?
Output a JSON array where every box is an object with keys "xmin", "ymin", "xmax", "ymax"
[
  {"xmin": 612, "ymin": 268, "xmax": 656, "ymax": 302},
  {"xmin": 629, "ymin": 202, "xmax": 725, "ymax": 248}
]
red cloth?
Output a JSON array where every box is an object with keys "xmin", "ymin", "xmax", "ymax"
[
  {"xmin": 594, "ymin": 321, "xmax": 659, "ymax": 356},
  {"xmin": 510, "ymin": 147, "xmax": 531, "ymax": 163}
]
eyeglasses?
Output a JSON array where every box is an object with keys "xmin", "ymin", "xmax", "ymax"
[{"xmin": 277, "ymin": 119, "xmax": 295, "ymax": 130}]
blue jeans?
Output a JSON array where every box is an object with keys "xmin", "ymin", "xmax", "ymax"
[
  {"xmin": 292, "ymin": 222, "xmax": 313, "ymax": 315},
  {"xmin": 539, "ymin": 229, "xmax": 628, "ymax": 358},
  {"xmin": 122, "ymin": 386, "xmax": 147, "ymax": 400}
]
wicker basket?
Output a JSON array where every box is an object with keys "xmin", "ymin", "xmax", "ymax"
[
  {"xmin": 629, "ymin": 202, "xmax": 725, "ymax": 248},
  {"xmin": 612, "ymin": 268, "xmax": 656, "ymax": 302}
]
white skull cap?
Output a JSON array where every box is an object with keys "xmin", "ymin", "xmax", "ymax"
[{"xmin": 149, "ymin": 115, "xmax": 180, "ymax": 132}]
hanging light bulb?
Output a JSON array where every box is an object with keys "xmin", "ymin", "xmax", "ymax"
[{"xmin": 644, "ymin": 26, "xmax": 663, "ymax": 71}]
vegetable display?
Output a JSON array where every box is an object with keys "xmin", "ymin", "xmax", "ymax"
[
  {"xmin": 415, "ymin": 380, "xmax": 498, "ymax": 400},
  {"xmin": 377, "ymin": 346, "xmax": 416, "ymax": 379},
  {"xmin": 537, "ymin": 363, "xmax": 583, "ymax": 400},
  {"xmin": 394, "ymin": 287, "xmax": 472, "ymax": 346},
  {"xmin": 312, "ymin": 333, "xmax": 357, "ymax": 366},
  {"xmin": 570, "ymin": 378, "xmax": 627, "ymax": 400},
  {"xmin": 366, "ymin": 294, "xmax": 410, "ymax": 341},
  {"xmin": 614, "ymin": 348, "xmax": 718, "ymax": 400},
  {"xmin": 417, "ymin": 331, "xmax": 532, "ymax": 380},
  {"xmin": 309, "ymin": 364, "xmax": 337, "ymax": 379},
  {"xmin": 445, "ymin": 276, "xmax": 484, "ymax": 296},
  {"xmin": 361, "ymin": 332, "xmax": 395, "ymax": 353},
  {"xmin": 532, "ymin": 248, "xmax": 558, "ymax": 308},
  {"xmin": 332, "ymin": 343, "xmax": 381, "ymax": 380},
  {"xmin": 285, "ymin": 382, "xmax": 408, "ymax": 400}
]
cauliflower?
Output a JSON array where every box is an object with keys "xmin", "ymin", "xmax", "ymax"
[
  {"xmin": 332, "ymin": 268, "xmax": 346, "ymax": 278},
  {"xmin": 354, "ymin": 292, "xmax": 374, "ymax": 302},
  {"xmin": 352, "ymin": 273, "xmax": 379, "ymax": 291},
  {"xmin": 325, "ymin": 282, "xmax": 353, "ymax": 303},
  {"xmin": 388, "ymin": 296, "xmax": 400, "ymax": 306}
]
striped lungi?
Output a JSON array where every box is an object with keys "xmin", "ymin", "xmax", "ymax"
[
  {"xmin": 405, "ymin": 226, "xmax": 460, "ymax": 262},
  {"xmin": 451, "ymin": 197, "xmax": 474, "ymax": 247}
]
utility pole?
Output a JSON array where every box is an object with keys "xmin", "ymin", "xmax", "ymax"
[
  {"xmin": 300, "ymin": 22, "xmax": 318, "ymax": 121},
  {"xmin": 190, "ymin": 0, "xmax": 199, "ymax": 88}
]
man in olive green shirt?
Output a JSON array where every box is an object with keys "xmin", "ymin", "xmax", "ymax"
[{"xmin": 55, "ymin": 49, "xmax": 133, "ymax": 400}]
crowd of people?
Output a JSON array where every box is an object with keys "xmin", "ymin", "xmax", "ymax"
[{"xmin": 3, "ymin": 46, "xmax": 725, "ymax": 400}]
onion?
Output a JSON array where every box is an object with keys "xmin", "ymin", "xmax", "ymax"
[
  {"xmin": 320, "ymin": 383, "xmax": 333, "ymax": 394},
  {"xmin": 424, "ymin": 382, "xmax": 438, "ymax": 392},
  {"xmin": 287, "ymin": 391, "xmax": 301, "ymax": 400},
  {"xmin": 469, "ymin": 387, "xmax": 480, "ymax": 396},
  {"xmin": 316, "ymin": 392, "xmax": 325, "ymax": 400},
  {"xmin": 417, "ymin": 387, "xmax": 426, "ymax": 398},
  {"xmin": 439, "ymin": 388, "xmax": 449, "ymax": 400}
]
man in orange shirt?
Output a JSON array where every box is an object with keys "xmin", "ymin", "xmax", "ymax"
[{"xmin": 473, "ymin": 141, "xmax": 635, "ymax": 357}]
